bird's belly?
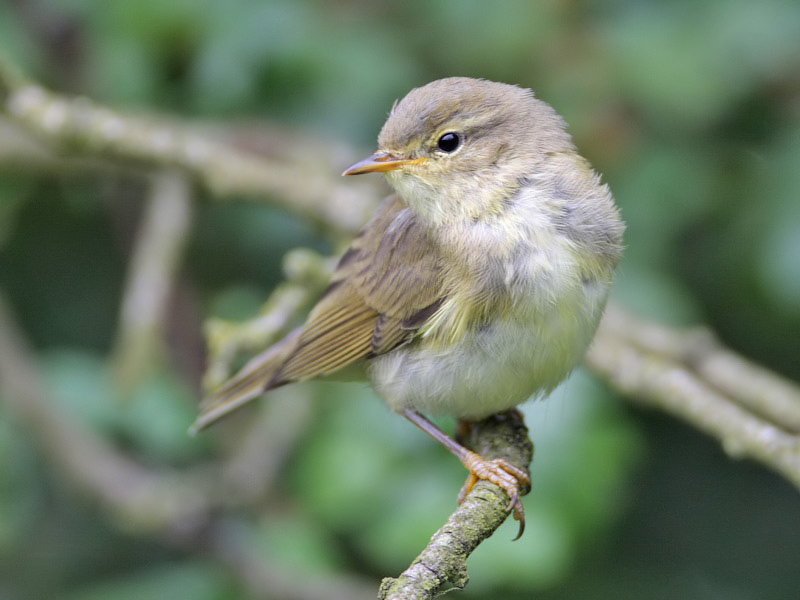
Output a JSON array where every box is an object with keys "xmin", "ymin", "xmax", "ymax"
[{"xmin": 369, "ymin": 278, "xmax": 610, "ymax": 419}]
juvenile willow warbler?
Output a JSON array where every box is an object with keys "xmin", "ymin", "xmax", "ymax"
[{"xmin": 193, "ymin": 77, "xmax": 624, "ymax": 533}]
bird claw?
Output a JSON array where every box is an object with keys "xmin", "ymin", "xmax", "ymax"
[{"xmin": 458, "ymin": 452, "xmax": 531, "ymax": 540}]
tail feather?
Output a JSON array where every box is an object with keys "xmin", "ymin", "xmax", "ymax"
[{"xmin": 190, "ymin": 328, "xmax": 301, "ymax": 434}]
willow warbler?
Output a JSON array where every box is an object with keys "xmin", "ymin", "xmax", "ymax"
[{"xmin": 193, "ymin": 77, "xmax": 624, "ymax": 533}]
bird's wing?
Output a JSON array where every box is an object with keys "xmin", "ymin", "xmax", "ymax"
[
  {"xmin": 273, "ymin": 194, "xmax": 443, "ymax": 383},
  {"xmin": 192, "ymin": 195, "xmax": 444, "ymax": 431}
]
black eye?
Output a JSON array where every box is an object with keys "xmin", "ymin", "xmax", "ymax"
[{"xmin": 436, "ymin": 132, "xmax": 461, "ymax": 153}]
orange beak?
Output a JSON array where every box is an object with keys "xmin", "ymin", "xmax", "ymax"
[{"xmin": 342, "ymin": 152, "xmax": 427, "ymax": 176}]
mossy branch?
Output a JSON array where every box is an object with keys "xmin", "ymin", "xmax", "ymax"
[{"xmin": 379, "ymin": 411, "xmax": 534, "ymax": 600}]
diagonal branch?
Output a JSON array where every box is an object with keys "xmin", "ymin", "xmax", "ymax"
[
  {"xmin": 587, "ymin": 306, "xmax": 800, "ymax": 488},
  {"xmin": 378, "ymin": 411, "xmax": 534, "ymax": 600},
  {"xmin": 0, "ymin": 57, "xmax": 377, "ymax": 236}
]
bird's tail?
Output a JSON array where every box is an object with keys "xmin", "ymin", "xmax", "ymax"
[{"xmin": 190, "ymin": 328, "xmax": 301, "ymax": 434}]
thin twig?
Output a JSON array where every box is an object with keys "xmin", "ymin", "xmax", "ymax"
[
  {"xmin": 203, "ymin": 248, "xmax": 332, "ymax": 391},
  {"xmin": 112, "ymin": 169, "xmax": 194, "ymax": 391}
]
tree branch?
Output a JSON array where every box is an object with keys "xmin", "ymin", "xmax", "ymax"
[
  {"xmin": 0, "ymin": 57, "xmax": 378, "ymax": 236},
  {"xmin": 587, "ymin": 306, "xmax": 800, "ymax": 488},
  {"xmin": 379, "ymin": 411, "xmax": 533, "ymax": 600},
  {"xmin": 112, "ymin": 169, "xmax": 194, "ymax": 390}
]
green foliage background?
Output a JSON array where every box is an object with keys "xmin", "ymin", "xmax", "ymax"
[{"xmin": 1, "ymin": 1, "xmax": 799, "ymax": 598}]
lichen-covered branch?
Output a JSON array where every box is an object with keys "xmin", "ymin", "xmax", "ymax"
[{"xmin": 379, "ymin": 411, "xmax": 534, "ymax": 600}]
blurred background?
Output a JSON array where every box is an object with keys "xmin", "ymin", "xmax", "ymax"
[{"xmin": 1, "ymin": 1, "xmax": 799, "ymax": 599}]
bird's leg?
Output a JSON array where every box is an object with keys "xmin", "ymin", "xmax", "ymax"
[
  {"xmin": 402, "ymin": 409, "xmax": 531, "ymax": 538},
  {"xmin": 455, "ymin": 418, "xmax": 472, "ymax": 445}
]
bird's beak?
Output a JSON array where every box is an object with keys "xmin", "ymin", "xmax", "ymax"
[{"xmin": 342, "ymin": 152, "xmax": 427, "ymax": 176}]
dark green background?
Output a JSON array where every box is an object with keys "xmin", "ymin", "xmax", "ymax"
[{"xmin": 1, "ymin": 1, "xmax": 799, "ymax": 598}]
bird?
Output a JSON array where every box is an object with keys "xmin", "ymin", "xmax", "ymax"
[{"xmin": 192, "ymin": 77, "xmax": 624, "ymax": 536}]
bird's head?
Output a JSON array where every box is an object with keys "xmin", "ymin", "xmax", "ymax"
[{"xmin": 344, "ymin": 77, "xmax": 574, "ymax": 225}]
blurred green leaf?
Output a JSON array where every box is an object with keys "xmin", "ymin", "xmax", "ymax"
[
  {"xmin": 42, "ymin": 349, "xmax": 120, "ymax": 429},
  {"xmin": 758, "ymin": 127, "xmax": 800, "ymax": 314},
  {"xmin": 602, "ymin": 0, "xmax": 800, "ymax": 127},
  {"xmin": 290, "ymin": 384, "xmax": 406, "ymax": 530},
  {"xmin": 256, "ymin": 512, "xmax": 344, "ymax": 573},
  {"xmin": 121, "ymin": 371, "xmax": 203, "ymax": 463},
  {"xmin": 42, "ymin": 350, "xmax": 204, "ymax": 462},
  {"xmin": 612, "ymin": 261, "xmax": 701, "ymax": 324}
]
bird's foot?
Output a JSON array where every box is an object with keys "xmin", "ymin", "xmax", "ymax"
[{"xmin": 458, "ymin": 451, "xmax": 531, "ymax": 539}]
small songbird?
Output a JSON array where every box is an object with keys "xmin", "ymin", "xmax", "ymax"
[{"xmin": 192, "ymin": 77, "xmax": 624, "ymax": 534}]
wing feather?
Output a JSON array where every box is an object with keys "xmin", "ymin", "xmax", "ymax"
[
  {"xmin": 272, "ymin": 195, "xmax": 443, "ymax": 383},
  {"xmin": 193, "ymin": 195, "xmax": 446, "ymax": 431}
]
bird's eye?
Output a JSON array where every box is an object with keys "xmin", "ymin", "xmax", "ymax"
[{"xmin": 436, "ymin": 132, "xmax": 461, "ymax": 153}]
